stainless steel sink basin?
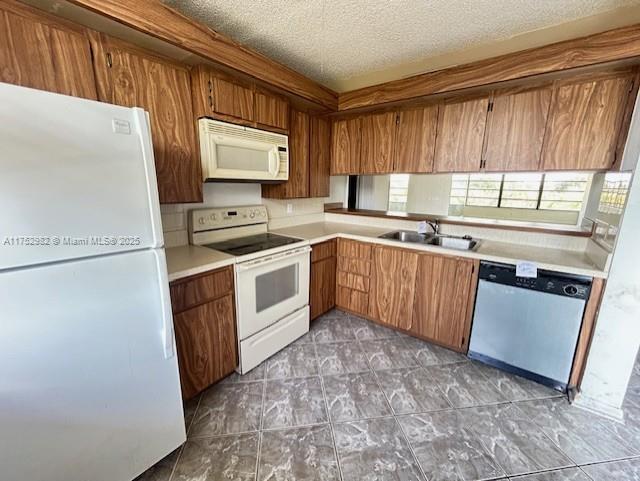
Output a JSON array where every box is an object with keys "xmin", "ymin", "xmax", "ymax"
[
  {"xmin": 379, "ymin": 231, "xmax": 431, "ymax": 243},
  {"xmin": 378, "ymin": 230, "xmax": 479, "ymax": 251}
]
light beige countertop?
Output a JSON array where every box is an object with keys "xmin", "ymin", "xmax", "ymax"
[
  {"xmin": 165, "ymin": 245, "xmax": 235, "ymax": 282},
  {"xmin": 272, "ymin": 222, "xmax": 607, "ymax": 278}
]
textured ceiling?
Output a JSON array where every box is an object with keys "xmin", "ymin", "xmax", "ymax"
[{"xmin": 165, "ymin": 0, "xmax": 640, "ymax": 91}]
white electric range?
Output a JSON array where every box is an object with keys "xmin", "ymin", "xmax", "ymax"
[{"xmin": 189, "ymin": 205, "xmax": 310, "ymax": 373}]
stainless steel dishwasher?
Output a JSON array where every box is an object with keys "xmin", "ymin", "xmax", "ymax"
[{"xmin": 468, "ymin": 261, "xmax": 592, "ymax": 392}]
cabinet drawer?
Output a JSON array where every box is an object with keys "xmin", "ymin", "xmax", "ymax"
[
  {"xmin": 170, "ymin": 266, "xmax": 234, "ymax": 314},
  {"xmin": 311, "ymin": 239, "xmax": 336, "ymax": 262},
  {"xmin": 337, "ymin": 256, "xmax": 371, "ymax": 276},
  {"xmin": 338, "ymin": 239, "xmax": 372, "ymax": 259},
  {"xmin": 337, "ymin": 271, "xmax": 370, "ymax": 292},
  {"xmin": 336, "ymin": 286, "xmax": 369, "ymax": 316}
]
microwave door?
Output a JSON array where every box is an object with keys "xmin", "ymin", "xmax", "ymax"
[{"xmin": 209, "ymin": 136, "xmax": 278, "ymax": 180}]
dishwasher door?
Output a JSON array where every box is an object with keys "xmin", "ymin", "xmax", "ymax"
[{"xmin": 469, "ymin": 279, "xmax": 586, "ymax": 389}]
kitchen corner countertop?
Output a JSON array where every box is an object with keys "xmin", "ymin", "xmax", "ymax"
[
  {"xmin": 272, "ymin": 222, "xmax": 608, "ymax": 278},
  {"xmin": 165, "ymin": 245, "xmax": 235, "ymax": 282}
]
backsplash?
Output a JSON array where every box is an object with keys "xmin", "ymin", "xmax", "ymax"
[{"xmin": 160, "ymin": 183, "xmax": 329, "ymax": 247}]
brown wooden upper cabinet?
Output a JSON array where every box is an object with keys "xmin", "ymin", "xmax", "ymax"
[
  {"xmin": 394, "ymin": 105, "xmax": 438, "ymax": 173},
  {"xmin": 331, "ymin": 117, "xmax": 362, "ymax": 175},
  {"xmin": 262, "ymin": 108, "xmax": 309, "ymax": 199},
  {"xmin": 191, "ymin": 65, "xmax": 254, "ymax": 124},
  {"xmin": 482, "ymin": 88, "xmax": 552, "ymax": 172},
  {"xmin": 411, "ymin": 253, "xmax": 478, "ymax": 352},
  {"xmin": 360, "ymin": 111, "xmax": 397, "ymax": 174},
  {"xmin": 310, "ymin": 116, "xmax": 332, "ymax": 197},
  {"xmin": 368, "ymin": 245, "xmax": 419, "ymax": 331},
  {"xmin": 434, "ymin": 96, "xmax": 490, "ymax": 173},
  {"xmin": 191, "ymin": 65, "xmax": 290, "ymax": 132},
  {"xmin": 255, "ymin": 88, "xmax": 289, "ymax": 131},
  {"xmin": 0, "ymin": 1, "xmax": 97, "ymax": 99},
  {"xmin": 90, "ymin": 33, "xmax": 202, "ymax": 204},
  {"xmin": 262, "ymin": 111, "xmax": 331, "ymax": 199},
  {"xmin": 541, "ymin": 74, "xmax": 635, "ymax": 171}
]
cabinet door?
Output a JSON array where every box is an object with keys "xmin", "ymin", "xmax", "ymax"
[
  {"xmin": 174, "ymin": 294, "xmax": 237, "ymax": 399},
  {"xmin": 255, "ymin": 89, "xmax": 289, "ymax": 130},
  {"xmin": 483, "ymin": 88, "xmax": 551, "ymax": 172},
  {"xmin": 0, "ymin": 2, "xmax": 96, "ymax": 99},
  {"xmin": 331, "ymin": 117, "xmax": 361, "ymax": 174},
  {"xmin": 212, "ymin": 71, "xmax": 254, "ymax": 122},
  {"xmin": 262, "ymin": 108, "xmax": 309, "ymax": 198},
  {"xmin": 411, "ymin": 254, "xmax": 477, "ymax": 351},
  {"xmin": 360, "ymin": 111, "xmax": 397, "ymax": 174},
  {"xmin": 91, "ymin": 34, "xmax": 202, "ymax": 204},
  {"xmin": 310, "ymin": 116, "xmax": 332, "ymax": 197},
  {"xmin": 394, "ymin": 106, "xmax": 438, "ymax": 173},
  {"xmin": 368, "ymin": 246, "xmax": 418, "ymax": 330},
  {"xmin": 310, "ymin": 256, "xmax": 336, "ymax": 320},
  {"xmin": 434, "ymin": 97, "xmax": 489, "ymax": 172},
  {"xmin": 541, "ymin": 75, "xmax": 634, "ymax": 171}
]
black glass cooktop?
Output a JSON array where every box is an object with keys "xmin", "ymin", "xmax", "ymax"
[{"xmin": 204, "ymin": 233, "xmax": 302, "ymax": 256}]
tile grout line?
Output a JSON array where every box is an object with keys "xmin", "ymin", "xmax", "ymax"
[
  {"xmin": 167, "ymin": 392, "xmax": 204, "ymax": 481},
  {"xmin": 255, "ymin": 371, "xmax": 268, "ymax": 481},
  {"xmin": 315, "ymin": 340, "xmax": 345, "ymax": 481},
  {"xmin": 368, "ymin": 357, "xmax": 429, "ymax": 481},
  {"xmin": 508, "ymin": 400, "xmax": 582, "ymax": 470}
]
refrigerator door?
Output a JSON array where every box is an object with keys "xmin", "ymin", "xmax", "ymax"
[
  {"xmin": 0, "ymin": 82, "xmax": 163, "ymax": 270},
  {"xmin": 0, "ymin": 248, "xmax": 185, "ymax": 481}
]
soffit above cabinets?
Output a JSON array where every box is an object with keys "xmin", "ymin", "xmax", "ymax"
[{"xmin": 164, "ymin": 0, "xmax": 640, "ymax": 91}]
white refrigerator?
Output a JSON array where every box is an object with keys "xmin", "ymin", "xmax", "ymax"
[{"xmin": 0, "ymin": 82, "xmax": 186, "ymax": 481}]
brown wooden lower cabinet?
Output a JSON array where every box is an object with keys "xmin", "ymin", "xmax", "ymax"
[
  {"xmin": 335, "ymin": 238, "xmax": 372, "ymax": 316},
  {"xmin": 170, "ymin": 266, "xmax": 237, "ymax": 399},
  {"xmin": 310, "ymin": 239, "xmax": 337, "ymax": 320},
  {"xmin": 368, "ymin": 245, "xmax": 419, "ymax": 330},
  {"xmin": 411, "ymin": 253, "xmax": 479, "ymax": 352}
]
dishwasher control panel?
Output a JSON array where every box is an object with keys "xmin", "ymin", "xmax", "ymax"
[{"xmin": 480, "ymin": 262, "xmax": 592, "ymax": 300}]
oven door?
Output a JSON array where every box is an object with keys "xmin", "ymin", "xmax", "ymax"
[{"xmin": 235, "ymin": 246, "xmax": 311, "ymax": 340}]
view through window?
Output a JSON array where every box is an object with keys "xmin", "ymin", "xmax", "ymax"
[
  {"xmin": 598, "ymin": 172, "xmax": 632, "ymax": 215},
  {"xmin": 450, "ymin": 172, "xmax": 591, "ymax": 212},
  {"xmin": 388, "ymin": 174, "xmax": 410, "ymax": 211}
]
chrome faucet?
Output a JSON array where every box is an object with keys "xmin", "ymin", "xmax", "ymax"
[{"xmin": 426, "ymin": 220, "xmax": 439, "ymax": 234}]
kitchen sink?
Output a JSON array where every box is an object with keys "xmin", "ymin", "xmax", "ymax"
[{"xmin": 378, "ymin": 230, "xmax": 479, "ymax": 251}]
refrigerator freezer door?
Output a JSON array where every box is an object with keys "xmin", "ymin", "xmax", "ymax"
[
  {"xmin": 0, "ymin": 82, "xmax": 163, "ymax": 270},
  {"xmin": 0, "ymin": 249, "xmax": 185, "ymax": 481}
]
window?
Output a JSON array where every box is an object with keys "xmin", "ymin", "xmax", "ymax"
[
  {"xmin": 540, "ymin": 173, "xmax": 590, "ymax": 211},
  {"xmin": 450, "ymin": 172, "xmax": 590, "ymax": 211},
  {"xmin": 599, "ymin": 172, "xmax": 632, "ymax": 215},
  {"xmin": 388, "ymin": 174, "xmax": 410, "ymax": 211}
]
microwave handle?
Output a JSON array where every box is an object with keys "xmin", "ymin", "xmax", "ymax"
[{"xmin": 268, "ymin": 148, "xmax": 279, "ymax": 177}]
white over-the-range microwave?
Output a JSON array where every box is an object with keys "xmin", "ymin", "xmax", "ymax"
[{"xmin": 198, "ymin": 118, "xmax": 289, "ymax": 182}]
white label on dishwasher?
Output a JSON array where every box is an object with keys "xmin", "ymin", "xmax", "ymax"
[{"xmin": 516, "ymin": 261, "xmax": 538, "ymax": 278}]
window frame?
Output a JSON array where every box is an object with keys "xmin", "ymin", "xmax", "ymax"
[{"xmin": 453, "ymin": 173, "xmax": 589, "ymax": 212}]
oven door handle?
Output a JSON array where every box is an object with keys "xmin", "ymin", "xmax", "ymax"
[{"xmin": 236, "ymin": 246, "xmax": 311, "ymax": 271}]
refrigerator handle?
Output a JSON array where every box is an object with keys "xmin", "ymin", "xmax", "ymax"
[{"xmin": 154, "ymin": 249, "xmax": 176, "ymax": 360}]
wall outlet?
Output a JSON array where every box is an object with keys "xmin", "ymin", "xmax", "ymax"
[{"xmin": 286, "ymin": 203, "xmax": 293, "ymax": 214}]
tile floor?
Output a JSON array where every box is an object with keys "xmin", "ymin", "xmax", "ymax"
[{"xmin": 137, "ymin": 309, "xmax": 640, "ymax": 481}]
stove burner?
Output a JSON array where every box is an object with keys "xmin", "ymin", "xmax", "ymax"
[{"xmin": 204, "ymin": 233, "xmax": 302, "ymax": 256}]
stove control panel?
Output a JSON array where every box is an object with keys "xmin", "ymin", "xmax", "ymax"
[{"xmin": 190, "ymin": 205, "xmax": 268, "ymax": 233}]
